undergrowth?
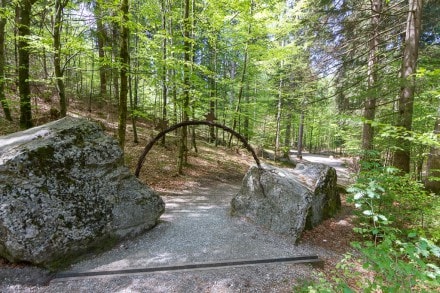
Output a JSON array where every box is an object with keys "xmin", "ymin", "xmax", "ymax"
[{"xmin": 295, "ymin": 164, "xmax": 440, "ymax": 292}]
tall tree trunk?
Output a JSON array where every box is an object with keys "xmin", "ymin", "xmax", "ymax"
[
  {"xmin": 131, "ymin": 8, "xmax": 139, "ymax": 144},
  {"xmin": 392, "ymin": 0, "xmax": 422, "ymax": 173},
  {"xmin": 17, "ymin": 0, "xmax": 36, "ymax": 129},
  {"xmin": 161, "ymin": 0, "xmax": 168, "ymax": 145},
  {"xmin": 178, "ymin": 0, "xmax": 191, "ymax": 174},
  {"xmin": 274, "ymin": 73, "xmax": 283, "ymax": 160},
  {"xmin": 88, "ymin": 52, "xmax": 95, "ymax": 113},
  {"xmin": 94, "ymin": 2, "xmax": 108, "ymax": 103},
  {"xmin": 228, "ymin": 50, "xmax": 247, "ymax": 147},
  {"xmin": 243, "ymin": 84, "xmax": 250, "ymax": 141},
  {"xmin": 284, "ymin": 111, "xmax": 292, "ymax": 148},
  {"xmin": 228, "ymin": 1, "xmax": 253, "ymax": 147},
  {"xmin": 118, "ymin": 0, "xmax": 129, "ymax": 150},
  {"xmin": 297, "ymin": 111, "xmax": 305, "ymax": 159},
  {"xmin": 0, "ymin": 0, "xmax": 12, "ymax": 121},
  {"xmin": 129, "ymin": 70, "xmax": 138, "ymax": 143},
  {"xmin": 112, "ymin": 12, "xmax": 119, "ymax": 105},
  {"xmin": 54, "ymin": 0, "xmax": 68, "ymax": 117},
  {"xmin": 14, "ymin": 6, "xmax": 18, "ymax": 86},
  {"xmin": 425, "ymin": 106, "xmax": 440, "ymax": 193},
  {"xmin": 190, "ymin": 0, "xmax": 197, "ymax": 153},
  {"xmin": 361, "ymin": 0, "xmax": 382, "ymax": 155},
  {"xmin": 208, "ymin": 42, "xmax": 217, "ymax": 143}
]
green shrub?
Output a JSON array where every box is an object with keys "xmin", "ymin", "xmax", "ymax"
[{"xmin": 296, "ymin": 166, "xmax": 440, "ymax": 292}]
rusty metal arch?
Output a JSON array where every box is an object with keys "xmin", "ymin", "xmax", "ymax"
[{"xmin": 135, "ymin": 120, "xmax": 261, "ymax": 177}]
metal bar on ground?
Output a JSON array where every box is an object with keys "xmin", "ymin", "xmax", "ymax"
[{"xmin": 54, "ymin": 255, "xmax": 322, "ymax": 280}]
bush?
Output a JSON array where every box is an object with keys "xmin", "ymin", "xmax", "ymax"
[{"xmin": 296, "ymin": 165, "xmax": 440, "ymax": 292}]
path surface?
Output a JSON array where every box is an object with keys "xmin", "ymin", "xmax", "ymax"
[
  {"xmin": 289, "ymin": 150, "xmax": 354, "ymax": 187},
  {"xmin": 1, "ymin": 180, "xmax": 338, "ymax": 293}
]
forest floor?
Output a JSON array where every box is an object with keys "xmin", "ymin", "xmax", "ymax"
[{"xmin": 0, "ymin": 101, "xmax": 360, "ymax": 291}]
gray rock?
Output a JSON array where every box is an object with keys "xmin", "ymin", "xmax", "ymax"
[
  {"xmin": 291, "ymin": 163, "xmax": 340, "ymax": 229},
  {"xmin": 0, "ymin": 117, "xmax": 164, "ymax": 269},
  {"xmin": 230, "ymin": 163, "xmax": 340, "ymax": 241}
]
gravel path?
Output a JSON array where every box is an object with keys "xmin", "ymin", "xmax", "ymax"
[{"xmin": 1, "ymin": 179, "xmax": 339, "ymax": 293}]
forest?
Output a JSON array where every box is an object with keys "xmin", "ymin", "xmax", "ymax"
[{"xmin": 0, "ymin": 0, "xmax": 439, "ymax": 291}]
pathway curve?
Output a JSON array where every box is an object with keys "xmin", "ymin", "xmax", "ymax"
[
  {"xmin": 289, "ymin": 151, "xmax": 354, "ymax": 188},
  {"xmin": 1, "ymin": 180, "xmax": 339, "ymax": 292}
]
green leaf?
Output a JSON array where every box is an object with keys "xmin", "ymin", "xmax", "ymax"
[
  {"xmin": 353, "ymin": 192, "xmax": 364, "ymax": 200},
  {"xmin": 378, "ymin": 215, "xmax": 388, "ymax": 222},
  {"xmin": 408, "ymin": 232, "xmax": 417, "ymax": 238},
  {"xmin": 363, "ymin": 210, "xmax": 373, "ymax": 216},
  {"xmin": 342, "ymin": 286, "xmax": 355, "ymax": 293}
]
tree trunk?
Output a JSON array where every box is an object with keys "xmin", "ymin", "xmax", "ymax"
[
  {"xmin": 17, "ymin": 0, "xmax": 36, "ymax": 129},
  {"xmin": 112, "ymin": 13, "xmax": 119, "ymax": 105},
  {"xmin": 228, "ymin": 50, "xmax": 247, "ymax": 147},
  {"xmin": 209, "ymin": 45, "xmax": 217, "ymax": 143},
  {"xmin": 178, "ymin": 0, "xmax": 191, "ymax": 174},
  {"xmin": 243, "ymin": 85, "xmax": 250, "ymax": 141},
  {"xmin": 297, "ymin": 111, "xmax": 305, "ymax": 159},
  {"xmin": 425, "ymin": 108, "xmax": 440, "ymax": 193},
  {"xmin": 274, "ymin": 74, "xmax": 283, "ymax": 160},
  {"xmin": 54, "ymin": 0, "xmax": 68, "ymax": 117},
  {"xmin": 0, "ymin": 0, "xmax": 12, "ymax": 121},
  {"xmin": 228, "ymin": 1, "xmax": 253, "ymax": 147},
  {"xmin": 129, "ymin": 72, "xmax": 138, "ymax": 144},
  {"xmin": 361, "ymin": 0, "xmax": 382, "ymax": 155},
  {"xmin": 88, "ymin": 52, "xmax": 95, "ymax": 113},
  {"xmin": 131, "ymin": 12, "xmax": 140, "ymax": 144},
  {"xmin": 118, "ymin": 0, "xmax": 129, "ymax": 150},
  {"xmin": 392, "ymin": 0, "xmax": 422, "ymax": 173},
  {"xmin": 161, "ymin": 0, "xmax": 168, "ymax": 145},
  {"xmin": 284, "ymin": 111, "xmax": 292, "ymax": 149},
  {"xmin": 94, "ymin": 2, "xmax": 108, "ymax": 103}
]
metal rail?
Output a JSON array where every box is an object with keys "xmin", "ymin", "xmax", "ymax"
[{"xmin": 54, "ymin": 255, "xmax": 322, "ymax": 280}]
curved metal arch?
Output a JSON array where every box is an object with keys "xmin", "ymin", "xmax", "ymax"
[{"xmin": 135, "ymin": 120, "xmax": 261, "ymax": 177}]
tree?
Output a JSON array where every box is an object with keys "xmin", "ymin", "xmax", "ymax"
[
  {"xmin": 392, "ymin": 0, "xmax": 423, "ymax": 172},
  {"xmin": 425, "ymin": 110, "xmax": 440, "ymax": 193},
  {"xmin": 53, "ymin": 0, "xmax": 69, "ymax": 117},
  {"xmin": 228, "ymin": 0, "xmax": 253, "ymax": 147},
  {"xmin": 118, "ymin": 0, "xmax": 129, "ymax": 149},
  {"xmin": 177, "ymin": 0, "xmax": 191, "ymax": 174},
  {"xmin": 160, "ymin": 0, "xmax": 168, "ymax": 145},
  {"xmin": 17, "ymin": 0, "xmax": 37, "ymax": 129},
  {"xmin": 361, "ymin": 0, "xmax": 383, "ymax": 154},
  {"xmin": 93, "ymin": 1, "xmax": 108, "ymax": 104},
  {"xmin": 0, "ymin": 0, "xmax": 12, "ymax": 121}
]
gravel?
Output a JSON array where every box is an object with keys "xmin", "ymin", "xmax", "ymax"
[{"xmin": 1, "ymin": 179, "xmax": 340, "ymax": 292}]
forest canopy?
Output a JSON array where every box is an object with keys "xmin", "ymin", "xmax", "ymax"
[{"xmin": 0, "ymin": 0, "xmax": 438, "ymax": 182}]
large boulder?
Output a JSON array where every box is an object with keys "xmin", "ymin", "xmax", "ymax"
[
  {"xmin": 0, "ymin": 117, "xmax": 164, "ymax": 268},
  {"xmin": 231, "ymin": 163, "xmax": 340, "ymax": 241},
  {"xmin": 291, "ymin": 162, "xmax": 340, "ymax": 229}
]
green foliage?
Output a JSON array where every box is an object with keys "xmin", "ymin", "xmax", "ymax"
[
  {"xmin": 297, "ymin": 165, "xmax": 440, "ymax": 292},
  {"xmin": 347, "ymin": 167, "xmax": 440, "ymax": 291}
]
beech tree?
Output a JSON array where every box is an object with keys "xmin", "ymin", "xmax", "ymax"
[
  {"xmin": 0, "ymin": 0, "xmax": 12, "ymax": 121},
  {"xmin": 53, "ymin": 0, "xmax": 69, "ymax": 117},
  {"xmin": 118, "ymin": 0, "xmax": 129, "ymax": 149},
  {"xmin": 17, "ymin": 0, "xmax": 38, "ymax": 129},
  {"xmin": 93, "ymin": 1, "xmax": 108, "ymax": 104}
]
